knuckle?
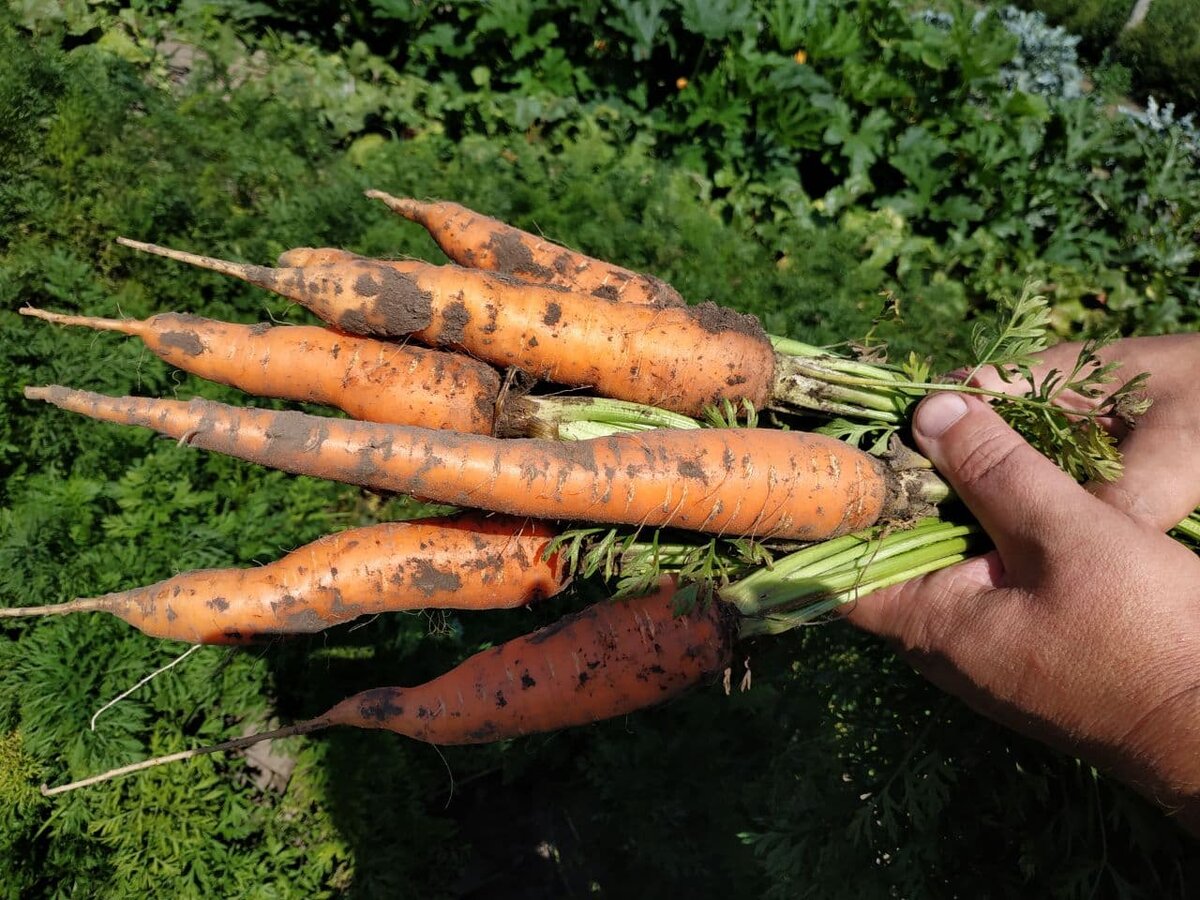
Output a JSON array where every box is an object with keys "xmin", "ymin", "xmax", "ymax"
[{"xmin": 949, "ymin": 426, "xmax": 1024, "ymax": 493}]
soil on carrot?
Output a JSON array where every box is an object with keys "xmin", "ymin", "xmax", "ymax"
[
  {"xmin": 688, "ymin": 301, "xmax": 767, "ymax": 339},
  {"xmin": 486, "ymin": 230, "xmax": 555, "ymax": 281},
  {"xmin": 350, "ymin": 266, "xmax": 436, "ymax": 335},
  {"xmin": 158, "ymin": 328, "xmax": 205, "ymax": 356},
  {"xmin": 440, "ymin": 301, "xmax": 471, "ymax": 345}
]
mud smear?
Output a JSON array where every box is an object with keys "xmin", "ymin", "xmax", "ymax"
[
  {"xmin": 409, "ymin": 559, "xmax": 464, "ymax": 597},
  {"xmin": 441, "ymin": 300, "xmax": 471, "ymax": 345},
  {"xmin": 160, "ymin": 330, "xmax": 205, "ymax": 356},
  {"xmin": 487, "ymin": 231, "xmax": 553, "ymax": 280},
  {"xmin": 353, "ymin": 265, "xmax": 435, "ymax": 335}
]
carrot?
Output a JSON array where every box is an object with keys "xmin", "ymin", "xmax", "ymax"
[
  {"xmin": 0, "ymin": 514, "xmax": 566, "ymax": 644},
  {"xmin": 41, "ymin": 577, "xmax": 734, "ymax": 795},
  {"xmin": 276, "ymin": 247, "xmax": 361, "ymax": 268},
  {"xmin": 364, "ymin": 190, "xmax": 685, "ymax": 307},
  {"xmin": 115, "ymin": 237, "xmax": 775, "ymax": 418},
  {"xmin": 24, "ymin": 385, "xmax": 944, "ymax": 540},
  {"xmin": 20, "ymin": 306, "xmax": 501, "ymax": 434}
]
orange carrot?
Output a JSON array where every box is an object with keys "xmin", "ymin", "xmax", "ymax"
[
  {"xmin": 115, "ymin": 237, "xmax": 775, "ymax": 418},
  {"xmin": 41, "ymin": 578, "xmax": 734, "ymax": 794},
  {"xmin": 364, "ymin": 190, "xmax": 685, "ymax": 307},
  {"xmin": 24, "ymin": 386, "xmax": 935, "ymax": 541},
  {"xmin": 20, "ymin": 306, "xmax": 501, "ymax": 434},
  {"xmin": 276, "ymin": 247, "xmax": 361, "ymax": 268},
  {"xmin": 0, "ymin": 514, "xmax": 566, "ymax": 644}
]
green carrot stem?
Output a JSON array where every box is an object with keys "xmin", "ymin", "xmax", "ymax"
[
  {"xmin": 743, "ymin": 518, "xmax": 945, "ymax": 585},
  {"xmin": 1173, "ymin": 512, "xmax": 1200, "ymax": 544},
  {"xmin": 523, "ymin": 395, "xmax": 701, "ymax": 440},
  {"xmin": 722, "ymin": 521, "xmax": 979, "ymax": 615},
  {"xmin": 749, "ymin": 532, "xmax": 977, "ymax": 615},
  {"xmin": 737, "ymin": 546, "xmax": 975, "ymax": 637},
  {"xmin": 556, "ymin": 421, "xmax": 642, "ymax": 440},
  {"xmin": 771, "ymin": 370, "xmax": 903, "ymax": 421},
  {"xmin": 769, "ymin": 336, "xmax": 906, "ymax": 382},
  {"xmin": 530, "ymin": 396, "xmax": 700, "ymax": 437}
]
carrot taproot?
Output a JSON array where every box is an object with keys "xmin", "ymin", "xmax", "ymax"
[
  {"xmin": 364, "ymin": 190, "xmax": 685, "ymax": 307},
  {"xmin": 115, "ymin": 237, "xmax": 775, "ymax": 418},
  {"xmin": 0, "ymin": 514, "xmax": 566, "ymax": 644},
  {"xmin": 20, "ymin": 306, "xmax": 502, "ymax": 434},
  {"xmin": 24, "ymin": 385, "xmax": 944, "ymax": 540},
  {"xmin": 40, "ymin": 577, "xmax": 734, "ymax": 795}
]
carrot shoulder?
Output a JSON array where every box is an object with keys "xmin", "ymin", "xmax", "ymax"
[
  {"xmin": 364, "ymin": 190, "xmax": 685, "ymax": 307},
  {"xmin": 115, "ymin": 238, "xmax": 775, "ymax": 418},
  {"xmin": 25, "ymin": 386, "xmax": 914, "ymax": 541},
  {"xmin": 21, "ymin": 307, "xmax": 501, "ymax": 434},
  {"xmin": 0, "ymin": 514, "xmax": 566, "ymax": 643}
]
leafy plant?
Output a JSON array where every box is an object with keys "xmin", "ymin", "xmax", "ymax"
[{"xmin": 3, "ymin": 2, "xmax": 1199, "ymax": 896}]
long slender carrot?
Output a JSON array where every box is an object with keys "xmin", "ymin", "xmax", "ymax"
[
  {"xmin": 41, "ymin": 577, "xmax": 734, "ymax": 795},
  {"xmin": 0, "ymin": 514, "xmax": 566, "ymax": 644},
  {"xmin": 20, "ymin": 306, "xmax": 501, "ymax": 434},
  {"xmin": 364, "ymin": 190, "xmax": 686, "ymax": 307},
  {"xmin": 115, "ymin": 237, "xmax": 775, "ymax": 418},
  {"xmin": 21, "ymin": 306, "xmax": 703, "ymax": 439},
  {"xmin": 25, "ymin": 386, "xmax": 945, "ymax": 540}
]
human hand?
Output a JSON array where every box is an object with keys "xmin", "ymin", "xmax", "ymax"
[
  {"xmin": 847, "ymin": 335, "xmax": 1200, "ymax": 834},
  {"xmin": 969, "ymin": 333, "xmax": 1200, "ymax": 530}
]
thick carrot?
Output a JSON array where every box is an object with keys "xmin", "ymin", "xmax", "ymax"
[
  {"xmin": 0, "ymin": 514, "xmax": 566, "ymax": 644},
  {"xmin": 41, "ymin": 578, "xmax": 734, "ymax": 794},
  {"xmin": 115, "ymin": 237, "xmax": 775, "ymax": 418},
  {"xmin": 25, "ymin": 386, "xmax": 943, "ymax": 540},
  {"xmin": 364, "ymin": 190, "xmax": 685, "ymax": 307},
  {"xmin": 20, "ymin": 306, "xmax": 501, "ymax": 434}
]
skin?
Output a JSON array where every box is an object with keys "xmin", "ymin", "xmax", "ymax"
[
  {"xmin": 26, "ymin": 386, "xmax": 898, "ymax": 541},
  {"xmin": 324, "ymin": 577, "xmax": 734, "ymax": 743},
  {"xmin": 365, "ymin": 191, "xmax": 686, "ymax": 307},
  {"xmin": 848, "ymin": 335, "xmax": 1200, "ymax": 835}
]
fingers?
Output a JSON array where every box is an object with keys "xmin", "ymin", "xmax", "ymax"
[
  {"xmin": 966, "ymin": 335, "xmax": 1200, "ymax": 529},
  {"xmin": 1087, "ymin": 403, "xmax": 1200, "ymax": 531},
  {"xmin": 910, "ymin": 393, "xmax": 1109, "ymax": 567},
  {"xmin": 844, "ymin": 553, "xmax": 1028, "ymax": 704},
  {"xmin": 844, "ymin": 553, "xmax": 1001, "ymax": 643}
]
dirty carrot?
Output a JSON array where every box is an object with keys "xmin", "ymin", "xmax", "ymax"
[
  {"xmin": 364, "ymin": 190, "xmax": 685, "ymax": 307},
  {"xmin": 40, "ymin": 519, "xmax": 986, "ymax": 795},
  {"xmin": 21, "ymin": 306, "xmax": 501, "ymax": 434},
  {"xmin": 0, "ymin": 514, "xmax": 566, "ymax": 644},
  {"xmin": 25, "ymin": 386, "xmax": 947, "ymax": 540},
  {"xmin": 115, "ymin": 237, "xmax": 776, "ymax": 418},
  {"xmin": 22, "ymin": 306, "xmax": 701, "ymax": 438},
  {"xmin": 40, "ymin": 576, "xmax": 735, "ymax": 795}
]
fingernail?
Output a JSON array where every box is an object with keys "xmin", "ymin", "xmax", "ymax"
[{"xmin": 915, "ymin": 393, "xmax": 969, "ymax": 439}]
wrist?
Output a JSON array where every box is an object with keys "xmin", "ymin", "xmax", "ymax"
[{"xmin": 1118, "ymin": 676, "xmax": 1200, "ymax": 837}]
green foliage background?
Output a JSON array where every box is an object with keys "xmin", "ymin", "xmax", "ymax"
[
  {"xmin": 1013, "ymin": 0, "xmax": 1200, "ymax": 106},
  {"xmin": 2, "ymin": 1, "xmax": 1198, "ymax": 896}
]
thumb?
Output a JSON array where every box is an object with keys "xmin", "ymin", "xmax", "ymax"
[{"xmin": 909, "ymin": 392, "xmax": 1102, "ymax": 566}]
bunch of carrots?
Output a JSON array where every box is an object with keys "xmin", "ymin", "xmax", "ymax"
[{"xmin": 15, "ymin": 191, "xmax": 1183, "ymax": 796}]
